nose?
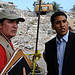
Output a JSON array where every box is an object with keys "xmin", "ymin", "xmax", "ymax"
[
  {"xmin": 13, "ymin": 21, "xmax": 18, "ymax": 28},
  {"xmin": 60, "ymin": 21, "xmax": 64, "ymax": 27}
]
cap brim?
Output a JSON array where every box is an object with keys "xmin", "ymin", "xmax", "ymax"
[
  {"xmin": 17, "ymin": 18, "xmax": 25, "ymax": 22},
  {"xmin": 0, "ymin": 9, "xmax": 25, "ymax": 22},
  {"xmin": 6, "ymin": 16, "xmax": 25, "ymax": 22},
  {"xmin": 0, "ymin": 13, "xmax": 25, "ymax": 22}
]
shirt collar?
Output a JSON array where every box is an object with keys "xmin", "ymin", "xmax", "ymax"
[
  {"xmin": 0, "ymin": 32, "xmax": 11, "ymax": 43},
  {"xmin": 56, "ymin": 30, "xmax": 69, "ymax": 43},
  {"xmin": 62, "ymin": 30, "xmax": 69, "ymax": 42}
]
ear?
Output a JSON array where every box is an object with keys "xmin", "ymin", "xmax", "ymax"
[
  {"xmin": 0, "ymin": 23, "xmax": 2, "ymax": 29},
  {"xmin": 52, "ymin": 25, "xmax": 55, "ymax": 30}
]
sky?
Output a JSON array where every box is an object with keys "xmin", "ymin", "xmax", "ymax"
[{"xmin": 1, "ymin": 0, "xmax": 75, "ymax": 11}]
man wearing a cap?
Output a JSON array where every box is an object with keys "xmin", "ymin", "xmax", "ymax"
[{"xmin": 0, "ymin": 9, "xmax": 26, "ymax": 74}]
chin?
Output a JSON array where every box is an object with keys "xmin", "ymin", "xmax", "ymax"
[
  {"xmin": 61, "ymin": 33, "xmax": 67, "ymax": 36},
  {"xmin": 11, "ymin": 34, "xmax": 16, "ymax": 37}
]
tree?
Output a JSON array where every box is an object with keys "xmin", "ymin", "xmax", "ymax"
[{"xmin": 51, "ymin": 1, "xmax": 63, "ymax": 12}]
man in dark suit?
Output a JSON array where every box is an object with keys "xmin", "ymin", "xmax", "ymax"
[{"xmin": 43, "ymin": 11, "xmax": 75, "ymax": 75}]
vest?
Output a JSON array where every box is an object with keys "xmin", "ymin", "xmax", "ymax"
[{"xmin": 0, "ymin": 35, "xmax": 14, "ymax": 62}]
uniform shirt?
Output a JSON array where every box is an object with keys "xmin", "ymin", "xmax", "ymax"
[
  {"xmin": 56, "ymin": 30, "xmax": 69, "ymax": 75},
  {"xmin": 0, "ymin": 42, "xmax": 14, "ymax": 73}
]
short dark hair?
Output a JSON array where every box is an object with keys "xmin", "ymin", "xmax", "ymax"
[{"xmin": 50, "ymin": 11, "xmax": 67, "ymax": 26}]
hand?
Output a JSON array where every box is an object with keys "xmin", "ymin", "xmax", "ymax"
[{"xmin": 23, "ymin": 67, "xmax": 26, "ymax": 75}]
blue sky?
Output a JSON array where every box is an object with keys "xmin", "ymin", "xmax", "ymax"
[{"xmin": 1, "ymin": 0, "xmax": 75, "ymax": 11}]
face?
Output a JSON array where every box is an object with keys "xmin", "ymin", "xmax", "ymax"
[
  {"xmin": 0, "ymin": 19, "xmax": 19, "ymax": 39},
  {"xmin": 52, "ymin": 15, "xmax": 69, "ymax": 39}
]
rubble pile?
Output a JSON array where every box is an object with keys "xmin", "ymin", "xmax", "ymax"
[
  {"xmin": 0, "ymin": 1, "xmax": 75, "ymax": 74},
  {"xmin": 11, "ymin": 14, "xmax": 56, "ymax": 51},
  {"xmin": 10, "ymin": 10, "xmax": 75, "ymax": 73}
]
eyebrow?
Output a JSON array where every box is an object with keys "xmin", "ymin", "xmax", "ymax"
[{"xmin": 56, "ymin": 19, "xmax": 67, "ymax": 22}]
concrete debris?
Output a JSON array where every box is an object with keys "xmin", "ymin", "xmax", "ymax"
[{"xmin": 0, "ymin": 1, "xmax": 75, "ymax": 74}]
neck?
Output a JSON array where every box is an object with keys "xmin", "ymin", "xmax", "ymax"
[
  {"xmin": 57, "ymin": 35, "xmax": 63, "ymax": 41},
  {"xmin": 0, "ymin": 32, "xmax": 11, "ymax": 43}
]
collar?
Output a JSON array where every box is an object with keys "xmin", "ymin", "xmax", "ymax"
[
  {"xmin": 0, "ymin": 32, "xmax": 11, "ymax": 43},
  {"xmin": 56, "ymin": 30, "xmax": 69, "ymax": 43}
]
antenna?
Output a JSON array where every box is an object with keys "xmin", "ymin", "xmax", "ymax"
[
  {"xmin": 32, "ymin": 0, "xmax": 41, "ymax": 75},
  {"xmin": 35, "ymin": 0, "xmax": 41, "ymax": 54}
]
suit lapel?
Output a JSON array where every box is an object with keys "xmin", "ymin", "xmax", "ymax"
[
  {"xmin": 53, "ymin": 38, "xmax": 59, "ymax": 74},
  {"xmin": 63, "ymin": 32, "xmax": 74, "ymax": 68}
]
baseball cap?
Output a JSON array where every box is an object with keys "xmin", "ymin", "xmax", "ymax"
[{"xmin": 0, "ymin": 9, "xmax": 25, "ymax": 22}]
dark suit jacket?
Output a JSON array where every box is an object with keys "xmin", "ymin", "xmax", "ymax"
[{"xmin": 45, "ymin": 31, "xmax": 75, "ymax": 75}]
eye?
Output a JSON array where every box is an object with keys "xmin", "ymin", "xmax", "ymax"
[
  {"xmin": 7, "ymin": 20, "xmax": 19, "ymax": 24},
  {"xmin": 7, "ymin": 20, "xmax": 13, "ymax": 23},
  {"xmin": 16, "ymin": 21, "xmax": 19, "ymax": 24},
  {"xmin": 63, "ymin": 20, "xmax": 67, "ymax": 23},
  {"xmin": 56, "ymin": 21, "xmax": 60, "ymax": 24}
]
